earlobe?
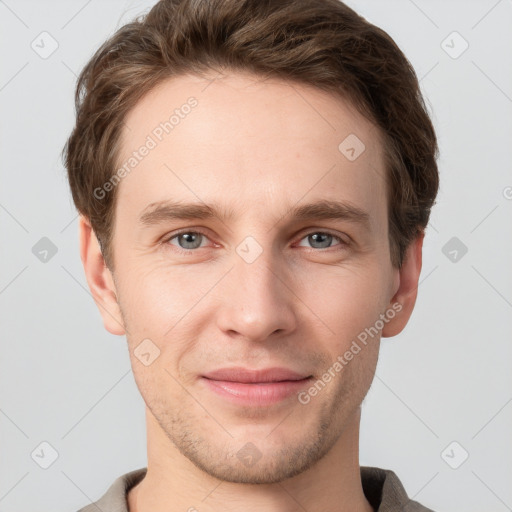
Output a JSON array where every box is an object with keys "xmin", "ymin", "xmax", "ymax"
[
  {"xmin": 381, "ymin": 233, "xmax": 424, "ymax": 338},
  {"xmin": 79, "ymin": 215, "xmax": 126, "ymax": 336}
]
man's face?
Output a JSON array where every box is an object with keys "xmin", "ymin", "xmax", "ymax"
[{"xmin": 107, "ymin": 72, "xmax": 399, "ymax": 483}]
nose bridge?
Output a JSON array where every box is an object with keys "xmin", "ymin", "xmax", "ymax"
[
  {"xmin": 215, "ymin": 236, "xmax": 296, "ymax": 341},
  {"xmin": 235, "ymin": 239, "xmax": 282, "ymax": 295}
]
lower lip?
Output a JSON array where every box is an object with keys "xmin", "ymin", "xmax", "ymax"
[{"xmin": 201, "ymin": 377, "xmax": 313, "ymax": 406}]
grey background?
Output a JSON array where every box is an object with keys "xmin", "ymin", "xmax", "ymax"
[{"xmin": 1, "ymin": 0, "xmax": 511, "ymax": 511}]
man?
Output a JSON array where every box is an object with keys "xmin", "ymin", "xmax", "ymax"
[{"xmin": 64, "ymin": 0, "xmax": 439, "ymax": 510}]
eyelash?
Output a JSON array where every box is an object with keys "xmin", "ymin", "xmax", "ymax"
[{"xmin": 162, "ymin": 229, "xmax": 349, "ymax": 255}]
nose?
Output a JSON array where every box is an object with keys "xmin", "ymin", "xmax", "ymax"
[{"xmin": 215, "ymin": 245, "xmax": 297, "ymax": 343}]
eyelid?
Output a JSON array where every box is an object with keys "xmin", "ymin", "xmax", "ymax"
[
  {"xmin": 162, "ymin": 227, "xmax": 350, "ymax": 252},
  {"xmin": 163, "ymin": 228, "xmax": 217, "ymax": 251},
  {"xmin": 294, "ymin": 227, "xmax": 350, "ymax": 246}
]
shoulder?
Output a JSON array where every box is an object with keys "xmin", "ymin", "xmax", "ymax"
[
  {"xmin": 75, "ymin": 467, "xmax": 147, "ymax": 512},
  {"xmin": 360, "ymin": 466, "xmax": 436, "ymax": 512}
]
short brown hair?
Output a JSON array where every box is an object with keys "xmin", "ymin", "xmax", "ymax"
[{"xmin": 63, "ymin": 0, "xmax": 439, "ymax": 270}]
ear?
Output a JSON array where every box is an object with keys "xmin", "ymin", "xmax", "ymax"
[
  {"xmin": 79, "ymin": 215, "xmax": 126, "ymax": 336},
  {"xmin": 381, "ymin": 232, "xmax": 424, "ymax": 338}
]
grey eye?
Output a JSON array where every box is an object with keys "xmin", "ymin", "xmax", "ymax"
[
  {"xmin": 170, "ymin": 232, "xmax": 205, "ymax": 250},
  {"xmin": 297, "ymin": 232, "xmax": 343, "ymax": 249}
]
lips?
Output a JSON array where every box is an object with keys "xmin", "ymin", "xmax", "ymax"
[
  {"xmin": 201, "ymin": 368, "xmax": 313, "ymax": 406},
  {"xmin": 202, "ymin": 367, "xmax": 311, "ymax": 383}
]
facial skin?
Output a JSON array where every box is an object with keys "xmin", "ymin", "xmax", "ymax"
[{"xmin": 80, "ymin": 71, "xmax": 423, "ymax": 512}]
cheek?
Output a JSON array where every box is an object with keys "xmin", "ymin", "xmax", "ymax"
[
  {"xmin": 117, "ymin": 262, "xmax": 217, "ymax": 385},
  {"xmin": 294, "ymin": 261, "xmax": 389, "ymax": 344},
  {"xmin": 117, "ymin": 259, "xmax": 205, "ymax": 336},
  {"xmin": 129, "ymin": 356, "xmax": 184, "ymax": 419}
]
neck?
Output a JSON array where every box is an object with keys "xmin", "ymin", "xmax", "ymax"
[{"xmin": 128, "ymin": 406, "xmax": 374, "ymax": 512}]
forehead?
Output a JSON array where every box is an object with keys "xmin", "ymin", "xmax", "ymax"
[{"xmin": 116, "ymin": 72, "xmax": 388, "ymax": 232}]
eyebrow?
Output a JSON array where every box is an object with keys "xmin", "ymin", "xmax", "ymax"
[{"xmin": 138, "ymin": 199, "xmax": 371, "ymax": 231}]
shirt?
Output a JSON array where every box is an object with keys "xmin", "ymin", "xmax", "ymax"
[{"xmin": 76, "ymin": 466, "xmax": 435, "ymax": 512}]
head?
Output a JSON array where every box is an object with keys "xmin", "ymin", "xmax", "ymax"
[{"xmin": 64, "ymin": 0, "xmax": 438, "ymax": 484}]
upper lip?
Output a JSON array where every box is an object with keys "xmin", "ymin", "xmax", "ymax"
[{"xmin": 202, "ymin": 367, "xmax": 311, "ymax": 383}]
